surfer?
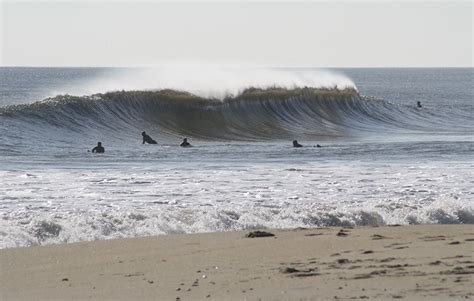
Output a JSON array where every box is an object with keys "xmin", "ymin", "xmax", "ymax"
[
  {"xmin": 417, "ymin": 101, "xmax": 422, "ymax": 108},
  {"xmin": 293, "ymin": 140, "xmax": 303, "ymax": 148},
  {"xmin": 92, "ymin": 142, "xmax": 105, "ymax": 153},
  {"xmin": 316, "ymin": 144, "xmax": 322, "ymax": 148},
  {"xmin": 142, "ymin": 131, "xmax": 157, "ymax": 144},
  {"xmin": 180, "ymin": 138, "xmax": 192, "ymax": 147}
]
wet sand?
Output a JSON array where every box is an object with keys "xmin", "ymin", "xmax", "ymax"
[{"xmin": 1, "ymin": 225, "xmax": 473, "ymax": 300}]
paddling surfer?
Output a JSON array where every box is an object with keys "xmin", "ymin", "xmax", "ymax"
[
  {"xmin": 293, "ymin": 140, "xmax": 303, "ymax": 148},
  {"xmin": 142, "ymin": 131, "xmax": 157, "ymax": 144},
  {"xmin": 92, "ymin": 142, "xmax": 105, "ymax": 153},
  {"xmin": 180, "ymin": 138, "xmax": 192, "ymax": 147}
]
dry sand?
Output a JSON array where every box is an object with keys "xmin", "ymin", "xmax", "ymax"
[{"xmin": 1, "ymin": 225, "xmax": 473, "ymax": 300}]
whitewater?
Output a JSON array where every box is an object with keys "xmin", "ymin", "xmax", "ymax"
[{"xmin": 0, "ymin": 67, "xmax": 473, "ymax": 248}]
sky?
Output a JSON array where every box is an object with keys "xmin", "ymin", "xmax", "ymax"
[{"xmin": 1, "ymin": 1, "xmax": 472, "ymax": 67}]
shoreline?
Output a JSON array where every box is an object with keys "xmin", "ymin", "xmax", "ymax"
[{"xmin": 1, "ymin": 225, "xmax": 473, "ymax": 300}]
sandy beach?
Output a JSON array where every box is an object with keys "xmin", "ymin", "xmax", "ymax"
[{"xmin": 1, "ymin": 225, "xmax": 473, "ymax": 300}]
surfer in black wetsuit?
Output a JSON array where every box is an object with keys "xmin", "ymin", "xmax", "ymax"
[
  {"xmin": 92, "ymin": 142, "xmax": 105, "ymax": 153},
  {"xmin": 417, "ymin": 101, "xmax": 422, "ymax": 108},
  {"xmin": 293, "ymin": 140, "xmax": 303, "ymax": 148},
  {"xmin": 142, "ymin": 131, "xmax": 157, "ymax": 144},
  {"xmin": 180, "ymin": 138, "xmax": 192, "ymax": 147}
]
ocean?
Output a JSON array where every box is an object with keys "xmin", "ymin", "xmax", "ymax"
[{"xmin": 0, "ymin": 67, "xmax": 472, "ymax": 248}]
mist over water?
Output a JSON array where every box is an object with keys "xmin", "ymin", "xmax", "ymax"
[{"xmin": 57, "ymin": 66, "xmax": 357, "ymax": 100}]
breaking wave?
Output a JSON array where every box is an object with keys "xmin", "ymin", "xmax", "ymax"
[{"xmin": 0, "ymin": 87, "xmax": 465, "ymax": 142}]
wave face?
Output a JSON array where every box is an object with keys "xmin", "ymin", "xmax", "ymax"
[{"xmin": 1, "ymin": 87, "xmax": 467, "ymax": 143}]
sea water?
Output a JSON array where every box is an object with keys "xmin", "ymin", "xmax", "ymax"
[{"xmin": 0, "ymin": 67, "xmax": 473, "ymax": 248}]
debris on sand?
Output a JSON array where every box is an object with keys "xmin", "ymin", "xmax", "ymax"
[{"xmin": 246, "ymin": 231, "xmax": 275, "ymax": 238}]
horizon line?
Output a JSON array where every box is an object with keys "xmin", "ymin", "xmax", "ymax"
[{"xmin": 1, "ymin": 65, "xmax": 473, "ymax": 69}]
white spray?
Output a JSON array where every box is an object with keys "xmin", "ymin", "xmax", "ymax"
[{"xmin": 58, "ymin": 64, "xmax": 357, "ymax": 100}]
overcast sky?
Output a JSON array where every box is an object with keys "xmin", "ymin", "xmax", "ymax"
[{"xmin": 1, "ymin": 1, "xmax": 472, "ymax": 67}]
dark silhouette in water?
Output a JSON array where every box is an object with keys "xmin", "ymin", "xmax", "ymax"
[
  {"xmin": 417, "ymin": 101, "xmax": 422, "ymax": 108},
  {"xmin": 293, "ymin": 140, "xmax": 303, "ymax": 148},
  {"xmin": 316, "ymin": 144, "xmax": 322, "ymax": 148},
  {"xmin": 180, "ymin": 138, "xmax": 192, "ymax": 147},
  {"xmin": 92, "ymin": 142, "xmax": 105, "ymax": 153},
  {"xmin": 142, "ymin": 131, "xmax": 157, "ymax": 144}
]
